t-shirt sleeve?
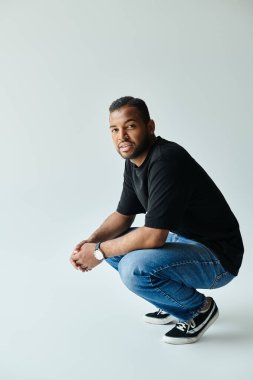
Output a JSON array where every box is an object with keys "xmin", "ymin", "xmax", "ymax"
[
  {"xmin": 116, "ymin": 162, "xmax": 146, "ymax": 216},
  {"xmin": 145, "ymin": 151, "xmax": 193, "ymax": 230}
]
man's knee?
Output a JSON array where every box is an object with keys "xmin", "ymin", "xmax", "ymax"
[{"xmin": 118, "ymin": 251, "xmax": 146, "ymax": 291}]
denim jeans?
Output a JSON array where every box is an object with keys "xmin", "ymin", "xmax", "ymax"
[{"xmin": 105, "ymin": 227, "xmax": 235, "ymax": 321}]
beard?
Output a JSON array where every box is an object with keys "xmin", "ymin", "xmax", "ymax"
[{"xmin": 118, "ymin": 131, "xmax": 152, "ymax": 160}]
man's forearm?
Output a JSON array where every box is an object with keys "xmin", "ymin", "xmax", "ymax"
[
  {"xmin": 87, "ymin": 211, "xmax": 135, "ymax": 243},
  {"xmin": 100, "ymin": 226, "xmax": 169, "ymax": 258}
]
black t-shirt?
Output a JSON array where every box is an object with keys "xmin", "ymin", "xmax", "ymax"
[{"xmin": 116, "ymin": 136, "xmax": 244, "ymax": 276}]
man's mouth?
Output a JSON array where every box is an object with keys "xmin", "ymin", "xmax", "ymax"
[{"xmin": 119, "ymin": 143, "xmax": 134, "ymax": 153}]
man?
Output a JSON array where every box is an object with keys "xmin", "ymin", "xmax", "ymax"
[{"xmin": 70, "ymin": 96, "xmax": 244, "ymax": 344}]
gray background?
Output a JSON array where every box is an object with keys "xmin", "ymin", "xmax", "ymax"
[{"xmin": 0, "ymin": 1, "xmax": 252, "ymax": 379}]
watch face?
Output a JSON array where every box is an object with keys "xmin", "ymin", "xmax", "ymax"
[{"xmin": 94, "ymin": 249, "xmax": 104, "ymax": 260}]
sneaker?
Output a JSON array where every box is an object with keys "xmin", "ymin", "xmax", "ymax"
[
  {"xmin": 143, "ymin": 309, "xmax": 176, "ymax": 325},
  {"xmin": 162, "ymin": 297, "xmax": 219, "ymax": 344}
]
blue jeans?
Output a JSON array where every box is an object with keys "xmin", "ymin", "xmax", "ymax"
[{"xmin": 105, "ymin": 227, "xmax": 235, "ymax": 321}]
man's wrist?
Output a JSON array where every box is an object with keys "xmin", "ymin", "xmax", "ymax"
[
  {"xmin": 99, "ymin": 242, "xmax": 107, "ymax": 258},
  {"xmin": 93, "ymin": 242, "xmax": 107, "ymax": 260}
]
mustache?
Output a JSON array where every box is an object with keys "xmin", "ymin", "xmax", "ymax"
[{"xmin": 118, "ymin": 141, "xmax": 134, "ymax": 148}]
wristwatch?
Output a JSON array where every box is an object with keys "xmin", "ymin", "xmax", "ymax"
[{"xmin": 93, "ymin": 242, "xmax": 106, "ymax": 260}]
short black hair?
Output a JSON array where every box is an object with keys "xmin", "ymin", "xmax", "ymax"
[{"xmin": 109, "ymin": 96, "xmax": 150, "ymax": 124}]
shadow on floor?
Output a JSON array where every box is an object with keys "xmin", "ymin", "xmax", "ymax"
[{"xmin": 203, "ymin": 310, "xmax": 253, "ymax": 343}]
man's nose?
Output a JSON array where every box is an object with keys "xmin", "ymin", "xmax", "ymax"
[{"xmin": 118, "ymin": 129, "xmax": 129, "ymax": 141}]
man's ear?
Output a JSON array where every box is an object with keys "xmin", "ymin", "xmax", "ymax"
[{"xmin": 147, "ymin": 119, "xmax": 155, "ymax": 135}]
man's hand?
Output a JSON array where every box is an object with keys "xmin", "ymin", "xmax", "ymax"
[
  {"xmin": 70, "ymin": 242, "xmax": 102, "ymax": 272},
  {"xmin": 70, "ymin": 239, "xmax": 89, "ymax": 270}
]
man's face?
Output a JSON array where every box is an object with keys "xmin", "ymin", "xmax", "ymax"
[{"xmin": 109, "ymin": 106, "xmax": 155, "ymax": 162}]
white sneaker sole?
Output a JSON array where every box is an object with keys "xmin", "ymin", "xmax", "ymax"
[
  {"xmin": 143, "ymin": 314, "xmax": 176, "ymax": 325},
  {"xmin": 162, "ymin": 309, "xmax": 219, "ymax": 344}
]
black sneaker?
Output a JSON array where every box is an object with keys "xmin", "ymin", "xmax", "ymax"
[
  {"xmin": 143, "ymin": 309, "xmax": 176, "ymax": 325},
  {"xmin": 162, "ymin": 297, "xmax": 219, "ymax": 344}
]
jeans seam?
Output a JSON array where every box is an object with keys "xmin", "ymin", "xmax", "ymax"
[
  {"xmin": 148, "ymin": 259, "xmax": 221, "ymax": 317},
  {"xmin": 148, "ymin": 273, "xmax": 190, "ymax": 314},
  {"xmin": 150, "ymin": 259, "xmax": 219, "ymax": 272},
  {"xmin": 148, "ymin": 260, "xmax": 214, "ymax": 316},
  {"xmin": 210, "ymin": 271, "xmax": 231, "ymax": 289}
]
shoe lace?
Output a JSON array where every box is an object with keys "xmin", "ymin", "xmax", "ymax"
[
  {"xmin": 176, "ymin": 319, "xmax": 196, "ymax": 332},
  {"xmin": 156, "ymin": 309, "xmax": 166, "ymax": 315}
]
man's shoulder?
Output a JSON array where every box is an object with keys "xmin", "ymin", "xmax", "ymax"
[
  {"xmin": 124, "ymin": 136, "xmax": 192, "ymax": 175},
  {"xmin": 151, "ymin": 136, "xmax": 190, "ymax": 162}
]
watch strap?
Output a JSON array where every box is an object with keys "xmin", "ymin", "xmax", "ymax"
[
  {"xmin": 95, "ymin": 242, "xmax": 106, "ymax": 259},
  {"xmin": 95, "ymin": 242, "xmax": 101, "ymax": 251}
]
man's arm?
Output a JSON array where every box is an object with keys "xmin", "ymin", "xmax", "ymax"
[
  {"xmin": 100, "ymin": 226, "xmax": 169, "ymax": 258},
  {"xmin": 86, "ymin": 211, "xmax": 136, "ymax": 242},
  {"xmin": 73, "ymin": 211, "xmax": 136, "ymax": 253},
  {"xmin": 71, "ymin": 223, "xmax": 170, "ymax": 271},
  {"xmin": 70, "ymin": 211, "xmax": 136, "ymax": 270}
]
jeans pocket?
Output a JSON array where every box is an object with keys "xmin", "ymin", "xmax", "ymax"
[{"xmin": 210, "ymin": 271, "xmax": 235, "ymax": 289}]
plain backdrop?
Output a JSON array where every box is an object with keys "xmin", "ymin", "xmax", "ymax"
[{"xmin": 0, "ymin": 1, "xmax": 252, "ymax": 379}]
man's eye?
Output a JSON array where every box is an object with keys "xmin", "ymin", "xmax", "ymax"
[
  {"xmin": 127, "ymin": 124, "xmax": 135, "ymax": 129},
  {"xmin": 111, "ymin": 129, "xmax": 118, "ymax": 133}
]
